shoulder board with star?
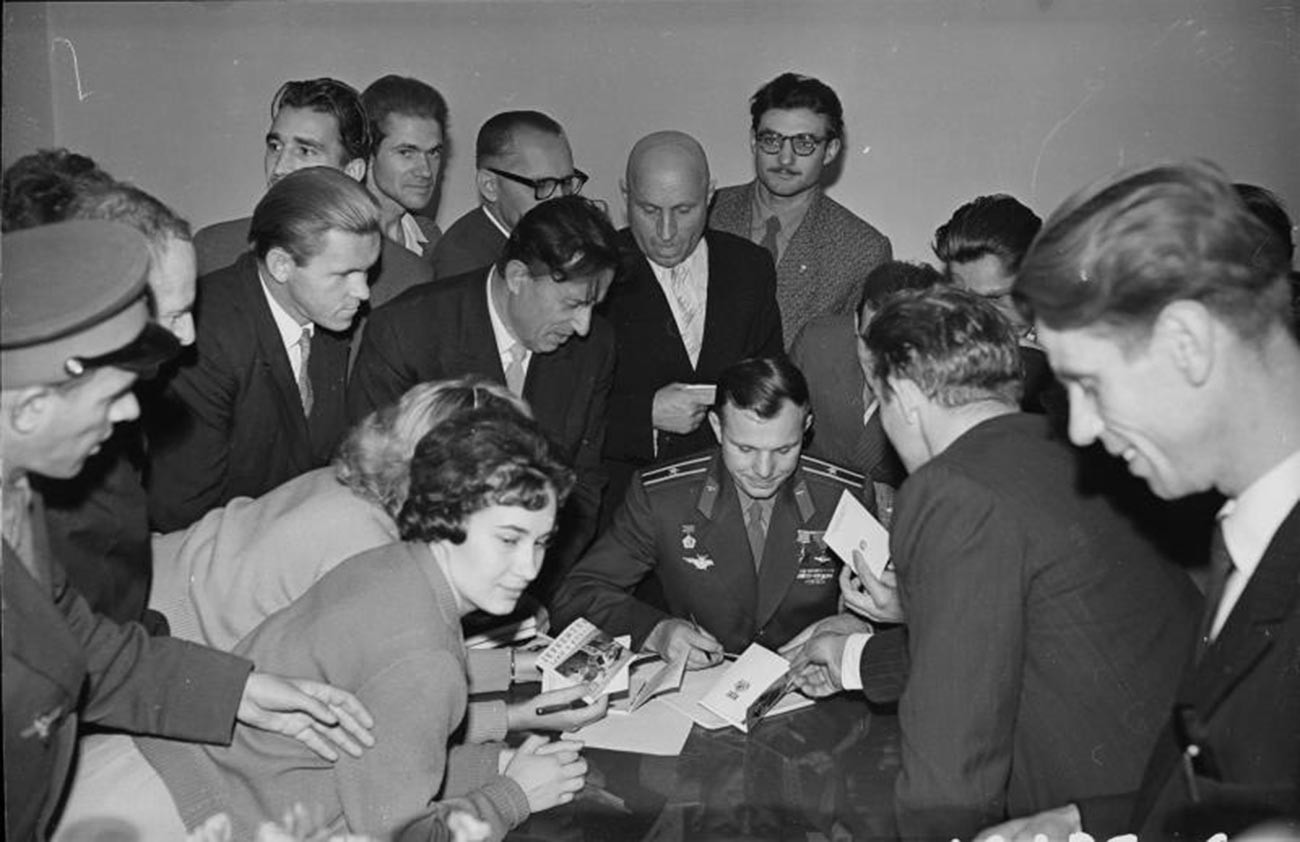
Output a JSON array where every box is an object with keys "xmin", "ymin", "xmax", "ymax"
[
  {"xmin": 642, "ymin": 455, "xmax": 712, "ymax": 488},
  {"xmin": 799, "ymin": 455, "xmax": 865, "ymax": 488}
]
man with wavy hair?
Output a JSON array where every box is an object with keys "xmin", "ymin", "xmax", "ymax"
[{"xmin": 977, "ymin": 161, "xmax": 1300, "ymax": 840}]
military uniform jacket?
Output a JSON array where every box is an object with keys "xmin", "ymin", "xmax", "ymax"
[
  {"xmin": 2, "ymin": 495, "xmax": 251, "ymax": 840},
  {"xmin": 552, "ymin": 451, "xmax": 868, "ymax": 653}
]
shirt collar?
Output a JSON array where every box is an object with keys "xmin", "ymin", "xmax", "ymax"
[
  {"xmin": 482, "ymin": 205, "xmax": 512, "ymax": 239},
  {"xmin": 733, "ymin": 479, "xmax": 777, "ymax": 531},
  {"xmin": 752, "ymin": 181, "xmax": 818, "ymax": 234},
  {"xmin": 485, "ymin": 267, "xmax": 528, "ymax": 363},
  {"xmin": 258, "ymin": 266, "xmax": 312, "ymax": 353},
  {"xmin": 399, "ymin": 212, "xmax": 430, "ymax": 254},
  {"xmin": 648, "ymin": 237, "xmax": 709, "ymax": 285},
  {"xmin": 1220, "ymin": 447, "xmax": 1300, "ymax": 579}
]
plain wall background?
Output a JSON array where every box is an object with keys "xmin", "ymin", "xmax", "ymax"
[{"xmin": 4, "ymin": 0, "xmax": 1297, "ymax": 262}]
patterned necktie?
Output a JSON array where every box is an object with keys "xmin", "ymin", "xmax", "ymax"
[
  {"xmin": 670, "ymin": 263, "xmax": 703, "ymax": 366},
  {"xmin": 296, "ymin": 326, "xmax": 313, "ymax": 417},
  {"xmin": 746, "ymin": 500, "xmax": 766, "ymax": 570},
  {"xmin": 1196, "ymin": 520, "xmax": 1236, "ymax": 662},
  {"xmin": 759, "ymin": 215, "xmax": 781, "ymax": 263},
  {"xmin": 504, "ymin": 342, "xmax": 527, "ymax": 397}
]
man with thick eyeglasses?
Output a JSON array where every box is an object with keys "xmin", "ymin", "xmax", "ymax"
[
  {"xmin": 191, "ymin": 77, "xmax": 432, "ymax": 310},
  {"xmin": 431, "ymin": 110, "xmax": 584, "ymax": 280},
  {"xmin": 711, "ymin": 72, "xmax": 892, "ymax": 346},
  {"xmin": 361, "ymin": 75, "xmax": 449, "ymax": 264}
]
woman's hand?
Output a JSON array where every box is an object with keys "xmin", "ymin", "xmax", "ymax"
[
  {"xmin": 506, "ymin": 685, "xmax": 609, "ymax": 732},
  {"xmin": 503, "ymin": 734, "xmax": 588, "ymax": 812}
]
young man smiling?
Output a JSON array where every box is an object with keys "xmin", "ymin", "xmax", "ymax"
[{"xmin": 361, "ymin": 75, "xmax": 447, "ymax": 262}]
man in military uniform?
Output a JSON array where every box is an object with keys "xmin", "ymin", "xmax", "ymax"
[
  {"xmin": 552, "ymin": 356, "xmax": 870, "ymax": 667},
  {"xmin": 1, "ymin": 221, "xmax": 374, "ymax": 840}
]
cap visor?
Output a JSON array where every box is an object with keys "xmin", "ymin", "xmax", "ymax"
[{"xmin": 76, "ymin": 322, "xmax": 182, "ymax": 379}]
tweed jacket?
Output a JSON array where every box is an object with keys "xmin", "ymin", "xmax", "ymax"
[{"xmin": 709, "ymin": 181, "xmax": 892, "ymax": 345}]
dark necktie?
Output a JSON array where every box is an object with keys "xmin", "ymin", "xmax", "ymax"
[
  {"xmin": 296, "ymin": 327, "xmax": 313, "ymax": 417},
  {"xmin": 1196, "ymin": 520, "xmax": 1235, "ymax": 662},
  {"xmin": 746, "ymin": 500, "xmax": 766, "ymax": 570},
  {"xmin": 759, "ymin": 215, "xmax": 781, "ymax": 263}
]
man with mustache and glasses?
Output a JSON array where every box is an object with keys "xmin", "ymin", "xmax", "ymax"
[{"xmin": 710, "ymin": 72, "xmax": 892, "ymax": 346}]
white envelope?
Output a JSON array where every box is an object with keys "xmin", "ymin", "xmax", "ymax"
[{"xmin": 824, "ymin": 489, "xmax": 891, "ymax": 580}]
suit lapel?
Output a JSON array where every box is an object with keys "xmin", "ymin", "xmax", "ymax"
[
  {"xmin": 696, "ymin": 232, "xmax": 730, "ymax": 370},
  {"xmin": 1178, "ymin": 503, "xmax": 1300, "ymax": 715},
  {"xmin": 776, "ymin": 189, "xmax": 823, "ymax": 276},
  {"xmin": 237, "ymin": 257, "xmax": 313, "ymax": 464},
  {"xmin": 754, "ymin": 479, "xmax": 812, "ymax": 629},
  {"xmin": 452, "ymin": 274, "xmax": 509, "ymax": 381},
  {"xmin": 524, "ymin": 337, "xmax": 578, "ymax": 446},
  {"xmin": 693, "ymin": 464, "xmax": 760, "ymax": 601},
  {"xmin": 626, "ymin": 250, "xmax": 694, "ymax": 373}
]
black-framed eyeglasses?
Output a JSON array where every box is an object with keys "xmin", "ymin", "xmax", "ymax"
[
  {"xmin": 487, "ymin": 167, "xmax": 589, "ymax": 200},
  {"xmin": 754, "ymin": 131, "xmax": 830, "ymax": 157}
]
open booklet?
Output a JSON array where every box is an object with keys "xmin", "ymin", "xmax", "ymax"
[
  {"xmin": 545, "ymin": 620, "xmax": 815, "ymax": 745},
  {"xmin": 695, "ymin": 643, "xmax": 813, "ymax": 733}
]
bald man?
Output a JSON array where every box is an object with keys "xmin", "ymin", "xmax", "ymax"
[{"xmin": 599, "ymin": 130, "xmax": 782, "ymax": 514}]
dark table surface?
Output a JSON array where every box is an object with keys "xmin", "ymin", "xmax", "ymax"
[{"xmin": 507, "ymin": 694, "xmax": 902, "ymax": 842}]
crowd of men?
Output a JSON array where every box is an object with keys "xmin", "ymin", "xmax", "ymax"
[{"xmin": 2, "ymin": 68, "xmax": 1297, "ymax": 840}]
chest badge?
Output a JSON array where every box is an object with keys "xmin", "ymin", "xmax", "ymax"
[
  {"xmin": 683, "ymin": 553, "xmax": 714, "ymax": 571},
  {"xmin": 681, "ymin": 524, "xmax": 698, "ymax": 551}
]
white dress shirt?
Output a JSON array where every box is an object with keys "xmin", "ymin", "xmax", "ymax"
[
  {"xmin": 399, "ymin": 212, "xmax": 431, "ymax": 256},
  {"xmin": 486, "ymin": 268, "xmax": 532, "ymax": 380},
  {"xmin": 258, "ymin": 271, "xmax": 312, "ymax": 381},
  {"xmin": 649, "ymin": 239, "xmax": 710, "ymax": 369},
  {"xmin": 1212, "ymin": 447, "xmax": 1300, "ymax": 638}
]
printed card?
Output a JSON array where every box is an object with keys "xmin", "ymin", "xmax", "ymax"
[
  {"xmin": 537, "ymin": 619, "xmax": 634, "ymax": 703},
  {"xmin": 824, "ymin": 489, "xmax": 891, "ymax": 580},
  {"xmin": 697, "ymin": 643, "xmax": 796, "ymax": 733}
]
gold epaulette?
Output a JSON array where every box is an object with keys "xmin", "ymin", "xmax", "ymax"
[
  {"xmin": 642, "ymin": 455, "xmax": 712, "ymax": 488},
  {"xmin": 799, "ymin": 455, "xmax": 865, "ymax": 487}
]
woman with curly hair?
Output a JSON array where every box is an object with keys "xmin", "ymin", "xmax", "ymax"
[
  {"xmin": 148, "ymin": 376, "xmax": 604, "ymax": 740},
  {"xmin": 61, "ymin": 408, "xmax": 590, "ymax": 841}
]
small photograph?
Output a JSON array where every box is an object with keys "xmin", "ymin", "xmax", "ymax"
[{"xmin": 555, "ymin": 632, "xmax": 627, "ymax": 685}]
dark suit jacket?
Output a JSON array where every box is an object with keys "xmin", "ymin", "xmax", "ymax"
[
  {"xmin": 430, "ymin": 206, "xmax": 507, "ymax": 281},
  {"xmin": 888, "ymin": 413, "xmax": 1200, "ymax": 840},
  {"xmin": 146, "ymin": 253, "xmax": 352, "ymax": 531},
  {"xmin": 2, "ymin": 497, "xmax": 250, "ymax": 840},
  {"xmin": 31, "ymin": 425, "xmax": 153, "ymax": 625},
  {"xmin": 1080, "ymin": 502, "xmax": 1300, "ymax": 840},
  {"xmin": 347, "ymin": 268, "xmax": 614, "ymax": 581},
  {"xmin": 600, "ymin": 228, "xmax": 783, "ymax": 509},
  {"xmin": 788, "ymin": 313, "xmax": 905, "ymax": 486},
  {"xmin": 552, "ymin": 451, "xmax": 867, "ymax": 654},
  {"xmin": 193, "ymin": 215, "xmax": 432, "ymax": 310},
  {"xmin": 710, "ymin": 182, "xmax": 892, "ymax": 345}
]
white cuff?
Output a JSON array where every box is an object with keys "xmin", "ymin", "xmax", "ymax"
[{"xmin": 839, "ymin": 631, "xmax": 873, "ymax": 691}]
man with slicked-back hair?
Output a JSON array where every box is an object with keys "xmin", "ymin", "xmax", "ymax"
[{"xmin": 148, "ymin": 168, "xmax": 381, "ymax": 531}]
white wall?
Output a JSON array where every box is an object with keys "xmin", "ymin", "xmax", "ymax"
[{"xmin": 7, "ymin": 0, "xmax": 1297, "ymax": 262}]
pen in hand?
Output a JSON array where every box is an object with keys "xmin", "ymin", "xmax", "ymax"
[{"xmin": 534, "ymin": 699, "xmax": 589, "ymax": 717}]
